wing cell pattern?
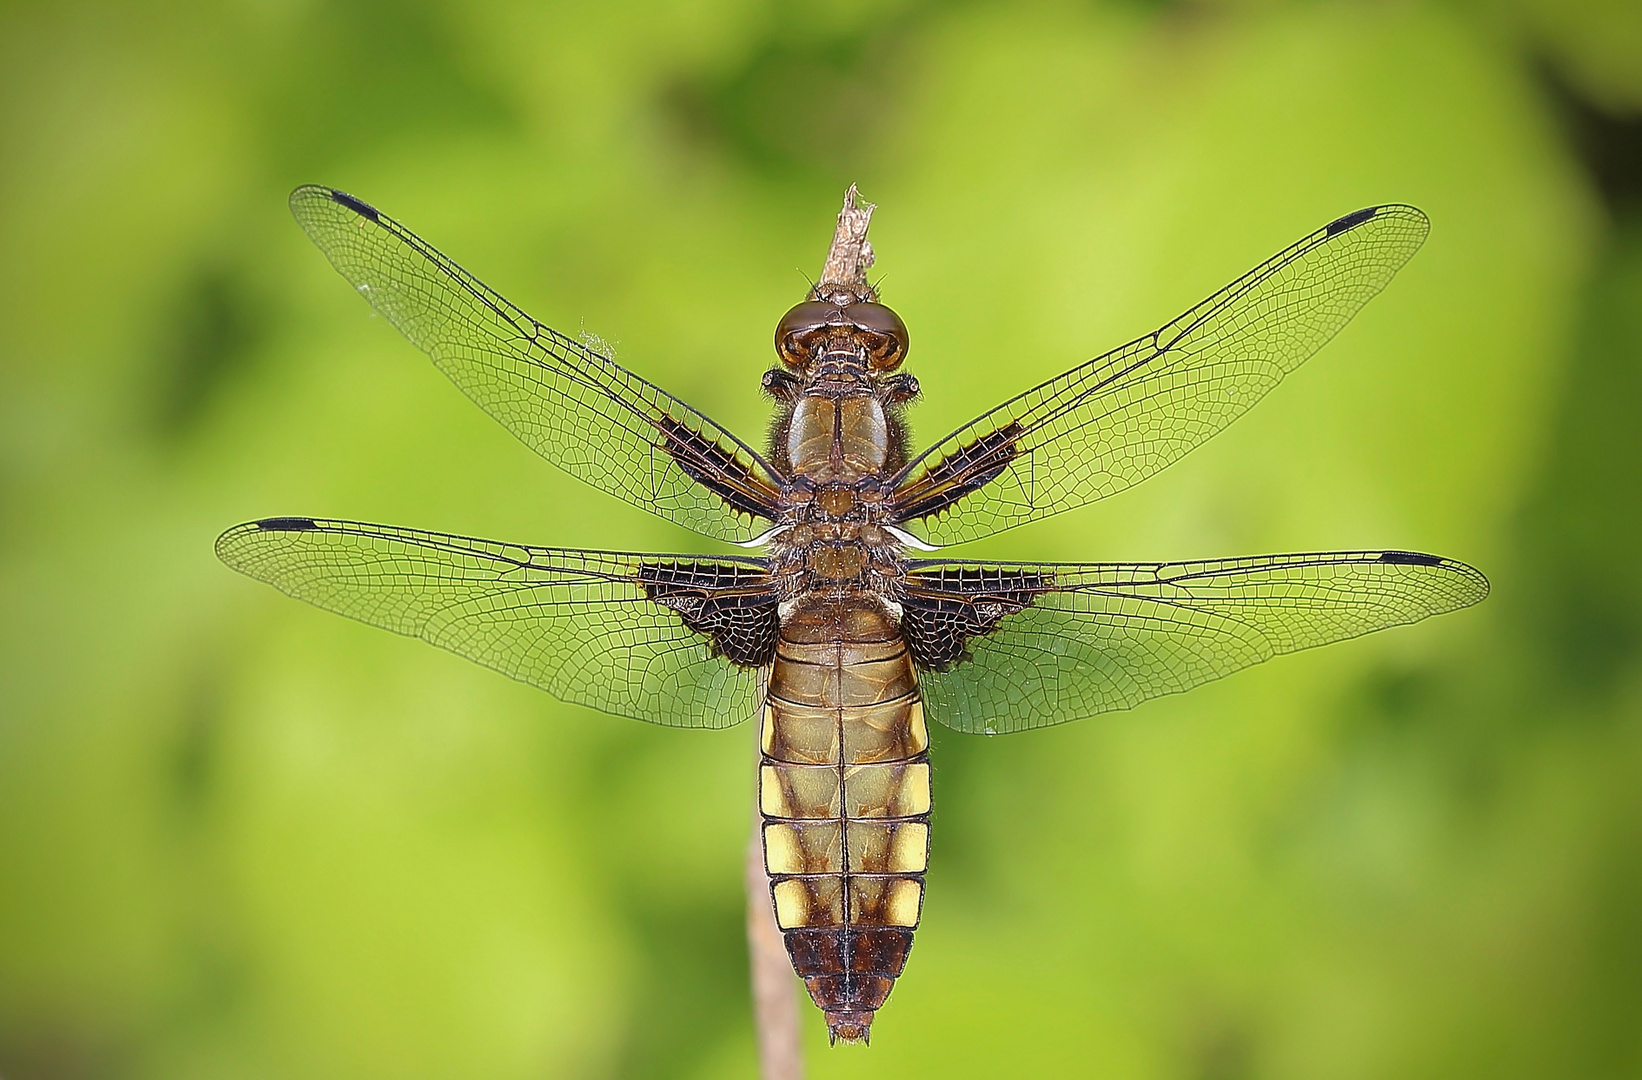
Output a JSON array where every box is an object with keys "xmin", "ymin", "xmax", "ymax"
[
  {"xmin": 891, "ymin": 205, "xmax": 1431, "ymax": 544},
  {"xmin": 289, "ymin": 186, "xmax": 782, "ymax": 542},
  {"xmin": 217, "ymin": 517, "xmax": 776, "ymax": 727},
  {"xmin": 904, "ymin": 549, "xmax": 1487, "ymax": 734}
]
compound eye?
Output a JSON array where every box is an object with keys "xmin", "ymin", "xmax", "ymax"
[
  {"xmin": 848, "ymin": 302, "xmax": 910, "ymax": 370},
  {"xmin": 774, "ymin": 301, "xmax": 842, "ymax": 366}
]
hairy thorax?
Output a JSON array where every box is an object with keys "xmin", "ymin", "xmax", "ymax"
[{"xmin": 768, "ymin": 366, "xmax": 910, "ymax": 604}]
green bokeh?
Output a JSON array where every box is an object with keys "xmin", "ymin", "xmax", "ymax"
[{"xmin": 2, "ymin": 2, "xmax": 1639, "ymax": 1078}]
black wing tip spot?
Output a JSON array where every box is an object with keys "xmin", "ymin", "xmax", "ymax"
[
  {"xmin": 328, "ymin": 189, "xmax": 380, "ymax": 222},
  {"xmin": 256, "ymin": 516, "xmax": 321, "ymax": 532},
  {"xmin": 1379, "ymin": 549, "xmax": 1443, "ymax": 567},
  {"xmin": 1325, "ymin": 207, "xmax": 1378, "ymax": 236}
]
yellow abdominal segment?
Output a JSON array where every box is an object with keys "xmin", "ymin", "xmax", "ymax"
[{"xmin": 758, "ymin": 599, "xmax": 931, "ymax": 1032}]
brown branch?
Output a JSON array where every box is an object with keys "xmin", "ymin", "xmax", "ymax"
[
  {"xmin": 816, "ymin": 184, "xmax": 876, "ymax": 296},
  {"xmin": 747, "ymin": 790, "xmax": 806, "ymax": 1079}
]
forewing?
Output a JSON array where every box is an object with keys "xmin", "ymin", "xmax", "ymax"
[
  {"xmin": 217, "ymin": 517, "xmax": 779, "ymax": 727},
  {"xmin": 290, "ymin": 186, "xmax": 783, "ymax": 542},
  {"xmin": 890, "ymin": 206, "xmax": 1430, "ymax": 544},
  {"xmin": 902, "ymin": 549, "xmax": 1487, "ymax": 734}
]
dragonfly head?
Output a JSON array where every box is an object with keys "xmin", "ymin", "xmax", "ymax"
[{"xmin": 774, "ymin": 294, "xmax": 909, "ymax": 373}]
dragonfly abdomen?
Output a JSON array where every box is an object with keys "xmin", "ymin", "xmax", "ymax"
[{"xmin": 759, "ymin": 599, "xmax": 930, "ymax": 1044}]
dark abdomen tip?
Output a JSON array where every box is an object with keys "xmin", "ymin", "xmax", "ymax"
[{"xmin": 825, "ymin": 1010, "xmax": 873, "ymax": 1045}]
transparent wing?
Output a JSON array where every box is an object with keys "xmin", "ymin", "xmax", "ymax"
[
  {"xmin": 902, "ymin": 549, "xmax": 1487, "ymax": 734},
  {"xmin": 889, "ymin": 206, "xmax": 1430, "ymax": 545},
  {"xmin": 290, "ymin": 186, "xmax": 784, "ymax": 542},
  {"xmin": 217, "ymin": 516, "xmax": 779, "ymax": 727}
]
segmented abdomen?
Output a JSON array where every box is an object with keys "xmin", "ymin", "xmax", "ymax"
[{"xmin": 759, "ymin": 599, "xmax": 930, "ymax": 1044}]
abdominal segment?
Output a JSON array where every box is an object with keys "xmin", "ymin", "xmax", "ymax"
[{"xmin": 759, "ymin": 600, "xmax": 930, "ymax": 1044}]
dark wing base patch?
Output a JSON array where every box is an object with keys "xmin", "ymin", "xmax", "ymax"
[
  {"xmin": 889, "ymin": 423, "xmax": 1021, "ymax": 524},
  {"xmin": 901, "ymin": 565, "xmax": 1052, "ymax": 671},
  {"xmin": 637, "ymin": 561, "xmax": 781, "ymax": 666},
  {"xmin": 654, "ymin": 415, "xmax": 781, "ymax": 522}
]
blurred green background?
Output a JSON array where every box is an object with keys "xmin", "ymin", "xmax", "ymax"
[{"xmin": 3, "ymin": 1, "xmax": 1641, "ymax": 1077}]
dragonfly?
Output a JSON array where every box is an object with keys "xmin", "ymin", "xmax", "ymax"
[{"xmin": 218, "ymin": 185, "xmax": 1488, "ymax": 1045}]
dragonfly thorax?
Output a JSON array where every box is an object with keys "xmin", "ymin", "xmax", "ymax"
[{"xmin": 787, "ymin": 393, "xmax": 891, "ymax": 481}]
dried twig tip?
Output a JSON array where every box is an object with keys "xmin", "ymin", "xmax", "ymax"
[{"xmin": 817, "ymin": 183, "xmax": 877, "ymax": 295}]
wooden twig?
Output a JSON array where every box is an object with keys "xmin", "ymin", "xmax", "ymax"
[
  {"xmin": 817, "ymin": 184, "xmax": 876, "ymax": 295},
  {"xmin": 747, "ymin": 795, "xmax": 805, "ymax": 1079}
]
